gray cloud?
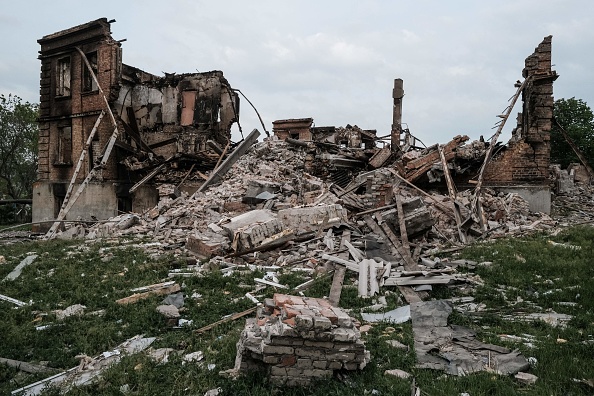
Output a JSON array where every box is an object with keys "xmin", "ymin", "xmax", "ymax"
[{"xmin": 1, "ymin": 0, "xmax": 592, "ymax": 145}]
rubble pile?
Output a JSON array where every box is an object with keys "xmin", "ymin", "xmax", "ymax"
[{"xmin": 231, "ymin": 293, "xmax": 370, "ymax": 386}]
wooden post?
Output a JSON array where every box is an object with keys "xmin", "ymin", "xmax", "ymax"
[
  {"xmin": 438, "ymin": 144, "xmax": 466, "ymax": 243},
  {"xmin": 472, "ymin": 78, "xmax": 528, "ymax": 231}
]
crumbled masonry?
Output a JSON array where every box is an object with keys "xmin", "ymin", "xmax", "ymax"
[
  {"xmin": 15, "ymin": 20, "xmax": 594, "ymax": 389},
  {"xmin": 231, "ymin": 293, "xmax": 370, "ymax": 386}
]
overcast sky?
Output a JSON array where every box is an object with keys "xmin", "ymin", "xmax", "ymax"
[{"xmin": 1, "ymin": 0, "xmax": 593, "ymax": 145}]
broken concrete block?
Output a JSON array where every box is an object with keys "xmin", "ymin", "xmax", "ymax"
[
  {"xmin": 158, "ymin": 184, "xmax": 181, "ymax": 198},
  {"xmin": 515, "ymin": 371, "xmax": 538, "ymax": 385},
  {"xmin": 277, "ymin": 204, "xmax": 348, "ymax": 234},
  {"xmin": 384, "ymin": 369, "xmax": 411, "ymax": 379},
  {"xmin": 54, "ymin": 304, "xmax": 86, "ymax": 320},
  {"xmin": 156, "ymin": 304, "xmax": 180, "ymax": 319},
  {"xmin": 186, "ymin": 231, "xmax": 229, "ymax": 258},
  {"xmin": 242, "ymin": 180, "xmax": 280, "ymax": 204},
  {"xmin": 222, "ymin": 209, "xmax": 283, "ymax": 251}
]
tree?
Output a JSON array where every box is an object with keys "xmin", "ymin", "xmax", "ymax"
[
  {"xmin": 0, "ymin": 94, "xmax": 39, "ymax": 200},
  {"xmin": 551, "ymin": 97, "xmax": 594, "ymax": 168}
]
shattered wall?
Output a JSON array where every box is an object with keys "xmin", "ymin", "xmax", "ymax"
[
  {"xmin": 33, "ymin": 18, "xmax": 239, "ymax": 230},
  {"xmin": 484, "ymin": 36, "xmax": 557, "ymax": 185}
]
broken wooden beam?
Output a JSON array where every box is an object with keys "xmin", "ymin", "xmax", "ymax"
[
  {"xmin": 194, "ymin": 306, "xmax": 258, "ymax": 334},
  {"xmin": 0, "ymin": 357, "xmax": 54, "ymax": 374},
  {"xmin": 329, "ymin": 230, "xmax": 350, "ymax": 307},
  {"xmin": 438, "ymin": 144, "xmax": 467, "ymax": 243},
  {"xmin": 0, "ymin": 293, "xmax": 27, "ymax": 307},
  {"xmin": 322, "ymin": 254, "xmax": 359, "ymax": 272},
  {"xmin": 196, "ymin": 129, "xmax": 260, "ymax": 194},
  {"xmin": 116, "ymin": 282, "xmax": 181, "ymax": 305}
]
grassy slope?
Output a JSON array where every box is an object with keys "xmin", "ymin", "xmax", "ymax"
[{"xmin": 0, "ymin": 225, "xmax": 592, "ymax": 395}]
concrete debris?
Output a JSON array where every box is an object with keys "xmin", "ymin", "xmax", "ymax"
[
  {"xmin": 229, "ymin": 293, "xmax": 370, "ymax": 386},
  {"xmin": 10, "ymin": 335, "xmax": 155, "ymax": 396},
  {"xmin": 514, "ymin": 371, "xmax": 538, "ymax": 385},
  {"xmin": 384, "ymin": 368, "xmax": 411, "ymax": 379},
  {"xmin": 412, "ymin": 300, "xmax": 529, "ymax": 376},
  {"xmin": 19, "ymin": 27, "xmax": 593, "ymax": 387},
  {"xmin": 361, "ymin": 305, "xmax": 411, "ymax": 324},
  {"xmin": 54, "ymin": 304, "xmax": 86, "ymax": 320},
  {"xmin": 4, "ymin": 254, "xmax": 38, "ymax": 281}
]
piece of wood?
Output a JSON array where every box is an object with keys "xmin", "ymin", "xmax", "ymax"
[
  {"xmin": 395, "ymin": 193, "xmax": 412, "ymax": 259},
  {"xmin": 438, "ymin": 144, "xmax": 467, "ymax": 243},
  {"xmin": 254, "ymin": 278, "xmax": 288, "ymax": 289},
  {"xmin": 0, "ymin": 357, "xmax": 53, "ymax": 374},
  {"xmin": 116, "ymin": 284, "xmax": 180, "ymax": 305},
  {"xmin": 384, "ymin": 275, "xmax": 453, "ymax": 286},
  {"xmin": 472, "ymin": 78, "xmax": 527, "ymax": 231},
  {"xmin": 329, "ymin": 229, "xmax": 350, "ymax": 307},
  {"xmin": 177, "ymin": 163, "xmax": 196, "ymax": 188},
  {"xmin": 0, "ymin": 293, "xmax": 27, "ymax": 307},
  {"xmin": 389, "ymin": 169, "xmax": 456, "ymax": 219},
  {"xmin": 352, "ymin": 203, "xmax": 397, "ymax": 218},
  {"xmin": 46, "ymin": 48, "xmax": 126, "ymax": 239},
  {"xmin": 194, "ymin": 306, "xmax": 258, "ymax": 334},
  {"xmin": 362, "ymin": 215, "xmax": 421, "ymax": 303},
  {"xmin": 322, "ymin": 254, "xmax": 360, "ymax": 272},
  {"xmin": 44, "ymin": 111, "xmax": 104, "ymax": 238},
  {"xmin": 213, "ymin": 139, "xmax": 231, "ymax": 171},
  {"xmin": 129, "ymin": 162, "xmax": 168, "ymax": 194},
  {"xmin": 344, "ymin": 240, "xmax": 364, "ymax": 263},
  {"xmin": 379, "ymin": 220, "xmax": 417, "ymax": 270},
  {"xmin": 129, "ymin": 281, "xmax": 176, "ymax": 293},
  {"xmin": 368, "ymin": 260, "xmax": 380, "ymax": 296},
  {"xmin": 358, "ymin": 259, "xmax": 369, "ymax": 297},
  {"xmin": 196, "ymin": 129, "xmax": 260, "ymax": 194}
]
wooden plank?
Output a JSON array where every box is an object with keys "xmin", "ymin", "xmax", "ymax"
[
  {"xmin": 0, "ymin": 293, "xmax": 27, "ymax": 307},
  {"xmin": 379, "ymin": 220, "xmax": 418, "ymax": 270},
  {"xmin": 362, "ymin": 215, "xmax": 421, "ymax": 304},
  {"xmin": 344, "ymin": 240, "xmax": 364, "ymax": 263},
  {"xmin": 358, "ymin": 259, "xmax": 369, "ymax": 297},
  {"xmin": 0, "ymin": 357, "xmax": 53, "ymax": 374},
  {"xmin": 384, "ymin": 275, "xmax": 453, "ymax": 286},
  {"xmin": 129, "ymin": 162, "xmax": 168, "ymax": 194},
  {"xmin": 322, "ymin": 254, "xmax": 359, "ymax": 272},
  {"xmin": 196, "ymin": 129, "xmax": 260, "ymax": 194},
  {"xmin": 438, "ymin": 144, "xmax": 466, "ymax": 243},
  {"xmin": 329, "ymin": 229, "xmax": 350, "ymax": 307},
  {"xmin": 472, "ymin": 78, "xmax": 527, "ymax": 231},
  {"xmin": 368, "ymin": 260, "xmax": 380, "ymax": 296},
  {"xmin": 44, "ymin": 111, "xmax": 104, "ymax": 238},
  {"xmin": 46, "ymin": 48, "xmax": 124, "ymax": 239},
  {"xmin": 254, "ymin": 278, "xmax": 288, "ymax": 289},
  {"xmin": 194, "ymin": 306, "xmax": 257, "ymax": 334},
  {"xmin": 116, "ymin": 284, "xmax": 181, "ymax": 305},
  {"xmin": 389, "ymin": 169, "xmax": 456, "ymax": 219},
  {"xmin": 395, "ymin": 193, "xmax": 412, "ymax": 258}
]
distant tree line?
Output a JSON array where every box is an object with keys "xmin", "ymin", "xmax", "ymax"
[{"xmin": 0, "ymin": 94, "xmax": 38, "ymax": 223}]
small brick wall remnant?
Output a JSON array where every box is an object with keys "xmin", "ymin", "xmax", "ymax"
[{"xmin": 232, "ymin": 293, "xmax": 370, "ymax": 386}]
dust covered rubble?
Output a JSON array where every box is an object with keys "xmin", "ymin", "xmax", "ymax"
[{"xmin": 55, "ymin": 138, "xmax": 561, "ymax": 265}]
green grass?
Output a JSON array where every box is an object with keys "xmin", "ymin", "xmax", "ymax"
[{"xmin": 1, "ymin": 226, "xmax": 593, "ymax": 395}]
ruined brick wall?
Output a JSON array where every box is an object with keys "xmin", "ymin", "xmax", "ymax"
[
  {"xmin": 37, "ymin": 18, "xmax": 122, "ymax": 183},
  {"xmin": 272, "ymin": 118, "xmax": 313, "ymax": 141},
  {"xmin": 484, "ymin": 36, "xmax": 557, "ymax": 185}
]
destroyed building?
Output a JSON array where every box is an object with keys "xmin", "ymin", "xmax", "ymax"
[
  {"xmin": 32, "ymin": 18, "xmax": 240, "ymax": 231},
  {"xmin": 271, "ymin": 37, "xmax": 557, "ymax": 214}
]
